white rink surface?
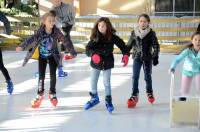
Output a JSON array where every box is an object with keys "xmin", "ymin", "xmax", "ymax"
[{"xmin": 0, "ymin": 51, "xmax": 199, "ymax": 132}]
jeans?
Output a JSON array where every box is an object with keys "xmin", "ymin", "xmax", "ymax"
[
  {"xmin": 91, "ymin": 68, "xmax": 111, "ymax": 96},
  {"xmin": 132, "ymin": 58, "xmax": 153, "ymax": 95}
]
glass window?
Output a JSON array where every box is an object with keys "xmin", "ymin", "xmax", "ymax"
[
  {"xmin": 196, "ymin": 0, "xmax": 200, "ymax": 11},
  {"xmin": 155, "ymin": 0, "xmax": 173, "ymax": 12},
  {"xmin": 175, "ymin": 0, "xmax": 194, "ymax": 12}
]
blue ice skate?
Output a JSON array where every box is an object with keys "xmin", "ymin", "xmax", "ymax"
[
  {"xmin": 7, "ymin": 80, "xmax": 13, "ymax": 95},
  {"xmin": 105, "ymin": 95, "xmax": 114, "ymax": 113},
  {"xmin": 34, "ymin": 72, "xmax": 39, "ymax": 78},
  {"xmin": 84, "ymin": 92, "xmax": 100, "ymax": 110},
  {"xmin": 58, "ymin": 67, "xmax": 68, "ymax": 77}
]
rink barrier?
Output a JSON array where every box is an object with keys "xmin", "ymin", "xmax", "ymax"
[{"xmin": 0, "ymin": 16, "xmax": 199, "ymax": 53}]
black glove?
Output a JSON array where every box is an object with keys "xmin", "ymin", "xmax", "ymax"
[{"xmin": 152, "ymin": 57, "xmax": 159, "ymax": 66}]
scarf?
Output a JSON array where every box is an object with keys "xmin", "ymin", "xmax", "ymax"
[{"xmin": 134, "ymin": 26, "xmax": 151, "ymax": 39}]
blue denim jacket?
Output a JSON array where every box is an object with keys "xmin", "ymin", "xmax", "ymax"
[{"xmin": 170, "ymin": 48, "xmax": 200, "ymax": 77}]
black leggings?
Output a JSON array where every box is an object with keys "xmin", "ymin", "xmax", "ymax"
[
  {"xmin": 0, "ymin": 48, "xmax": 11, "ymax": 81},
  {"xmin": 38, "ymin": 56, "xmax": 58, "ymax": 94}
]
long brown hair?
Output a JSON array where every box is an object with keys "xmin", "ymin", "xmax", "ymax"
[{"xmin": 90, "ymin": 17, "xmax": 116, "ymax": 42}]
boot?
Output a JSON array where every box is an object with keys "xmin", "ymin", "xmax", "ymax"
[
  {"xmin": 58, "ymin": 67, "xmax": 68, "ymax": 77},
  {"xmin": 147, "ymin": 93, "xmax": 155, "ymax": 104},
  {"xmin": 49, "ymin": 93, "xmax": 58, "ymax": 107},
  {"xmin": 105, "ymin": 95, "xmax": 114, "ymax": 113},
  {"xmin": 84, "ymin": 92, "xmax": 100, "ymax": 110},
  {"xmin": 127, "ymin": 94, "xmax": 138, "ymax": 108},
  {"xmin": 6, "ymin": 80, "xmax": 13, "ymax": 95},
  {"xmin": 31, "ymin": 93, "xmax": 44, "ymax": 108}
]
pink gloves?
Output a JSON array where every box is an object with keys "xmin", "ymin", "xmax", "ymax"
[{"xmin": 122, "ymin": 55, "xmax": 129, "ymax": 67}]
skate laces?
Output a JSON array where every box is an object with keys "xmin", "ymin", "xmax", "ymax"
[
  {"xmin": 7, "ymin": 80, "xmax": 13, "ymax": 87},
  {"xmin": 130, "ymin": 95, "xmax": 138, "ymax": 101},
  {"xmin": 89, "ymin": 97, "xmax": 98, "ymax": 103},
  {"xmin": 49, "ymin": 94, "xmax": 57, "ymax": 100},
  {"xmin": 88, "ymin": 92, "xmax": 98, "ymax": 103},
  {"xmin": 35, "ymin": 94, "xmax": 44, "ymax": 100},
  {"xmin": 106, "ymin": 100, "xmax": 113, "ymax": 107},
  {"xmin": 147, "ymin": 93, "xmax": 154, "ymax": 98}
]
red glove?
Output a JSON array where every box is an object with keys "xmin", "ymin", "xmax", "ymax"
[
  {"xmin": 122, "ymin": 55, "xmax": 129, "ymax": 67},
  {"xmin": 92, "ymin": 54, "xmax": 101, "ymax": 64}
]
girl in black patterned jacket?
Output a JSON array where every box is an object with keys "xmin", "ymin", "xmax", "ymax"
[
  {"xmin": 126, "ymin": 14, "xmax": 160, "ymax": 108},
  {"xmin": 16, "ymin": 11, "xmax": 75, "ymax": 108}
]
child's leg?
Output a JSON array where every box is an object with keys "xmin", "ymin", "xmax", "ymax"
[
  {"xmin": 194, "ymin": 74, "xmax": 200, "ymax": 95},
  {"xmin": 180, "ymin": 75, "xmax": 193, "ymax": 96},
  {"xmin": 31, "ymin": 57, "xmax": 47, "ymax": 108},
  {"xmin": 132, "ymin": 58, "xmax": 143, "ymax": 95},
  {"xmin": 91, "ymin": 68, "xmax": 101, "ymax": 94},
  {"xmin": 0, "ymin": 48, "xmax": 11, "ymax": 81},
  {"xmin": 0, "ymin": 48, "xmax": 13, "ymax": 94},
  {"xmin": 143, "ymin": 61, "xmax": 152, "ymax": 93},
  {"xmin": 103, "ymin": 69, "xmax": 113, "ymax": 113},
  {"xmin": 38, "ymin": 57, "xmax": 47, "ymax": 94},
  {"xmin": 103, "ymin": 69, "xmax": 111, "ymax": 96},
  {"xmin": 84, "ymin": 68, "xmax": 100, "ymax": 110},
  {"xmin": 48, "ymin": 57, "xmax": 58, "ymax": 94}
]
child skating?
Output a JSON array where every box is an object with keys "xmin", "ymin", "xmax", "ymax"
[
  {"xmin": 16, "ymin": 11, "xmax": 75, "ymax": 108},
  {"xmin": 169, "ymin": 31, "xmax": 200, "ymax": 100},
  {"xmin": 0, "ymin": 11, "xmax": 13, "ymax": 94},
  {"xmin": 84, "ymin": 17, "xmax": 129, "ymax": 113},
  {"xmin": 126, "ymin": 14, "xmax": 160, "ymax": 108}
]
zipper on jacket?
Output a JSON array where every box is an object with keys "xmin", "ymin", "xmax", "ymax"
[{"xmin": 102, "ymin": 61, "xmax": 105, "ymax": 70}]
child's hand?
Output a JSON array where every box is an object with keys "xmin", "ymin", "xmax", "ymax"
[
  {"xmin": 168, "ymin": 68, "xmax": 175, "ymax": 74},
  {"xmin": 153, "ymin": 57, "xmax": 159, "ymax": 66},
  {"xmin": 121, "ymin": 55, "xmax": 129, "ymax": 67},
  {"xmin": 16, "ymin": 47, "xmax": 23, "ymax": 52}
]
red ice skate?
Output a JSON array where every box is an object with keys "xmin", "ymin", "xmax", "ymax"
[
  {"xmin": 147, "ymin": 93, "xmax": 155, "ymax": 104},
  {"xmin": 49, "ymin": 94, "xmax": 58, "ymax": 107},
  {"xmin": 31, "ymin": 94, "xmax": 44, "ymax": 108},
  {"xmin": 127, "ymin": 95, "xmax": 138, "ymax": 108}
]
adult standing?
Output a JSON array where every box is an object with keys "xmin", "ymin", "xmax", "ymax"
[{"xmin": 52, "ymin": 0, "xmax": 77, "ymax": 60}]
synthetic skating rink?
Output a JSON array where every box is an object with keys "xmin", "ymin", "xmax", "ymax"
[{"xmin": 0, "ymin": 51, "xmax": 199, "ymax": 132}]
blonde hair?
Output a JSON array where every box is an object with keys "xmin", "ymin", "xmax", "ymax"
[{"xmin": 40, "ymin": 10, "xmax": 56, "ymax": 25}]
